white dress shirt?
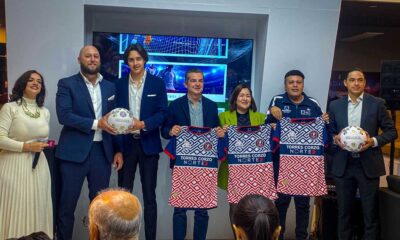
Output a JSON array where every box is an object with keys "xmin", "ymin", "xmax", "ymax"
[
  {"xmin": 129, "ymin": 71, "xmax": 146, "ymax": 134},
  {"xmin": 81, "ymin": 72, "xmax": 103, "ymax": 141}
]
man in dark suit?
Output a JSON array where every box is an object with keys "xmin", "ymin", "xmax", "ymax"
[
  {"xmin": 329, "ymin": 68, "xmax": 397, "ymax": 240},
  {"xmin": 56, "ymin": 45, "xmax": 123, "ymax": 240},
  {"xmin": 162, "ymin": 68, "xmax": 224, "ymax": 240},
  {"xmin": 114, "ymin": 43, "xmax": 168, "ymax": 240}
]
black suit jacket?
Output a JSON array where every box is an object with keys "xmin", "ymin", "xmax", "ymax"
[
  {"xmin": 328, "ymin": 93, "xmax": 397, "ymax": 178},
  {"xmin": 161, "ymin": 95, "xmax": 220, "ymax": 139},
  {"xmin": 114, "ymin": 73, "xmax": 168, "ymax": 155}
]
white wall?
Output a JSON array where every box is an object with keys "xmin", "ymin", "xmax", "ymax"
[
  {"xmin": 6, "ymin": 0, "xmax": 341, "ymax": 239},
  {"xmin": 6, "ymin": 0, "xmax": 84, "ymax": 143}
]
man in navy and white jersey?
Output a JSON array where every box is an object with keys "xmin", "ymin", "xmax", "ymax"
[{"xmin": 266, "ymin": 69, "xmax": 329, "ymax": 240}]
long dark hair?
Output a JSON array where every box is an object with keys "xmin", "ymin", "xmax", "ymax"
[
  {"xmin": 123, "ymin": 43, "xmax": 149, "ymax": 65},
  {"xmin": 9, "ymin": 70, "xmax": 46, "ymax": 107},
  {"xmin": 229, "ymin": 84, "xmax": 257, "ymax": 112},
  {"xmin": 233, "ymin": 194, "xmax": 279, "ymax": 240}
]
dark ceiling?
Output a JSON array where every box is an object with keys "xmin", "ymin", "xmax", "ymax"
[
  {"xmin": 0, "ymin": 1, "xmax": 399, "ymax": 29},
  {"xmin": 0, "ymin": 1, "xmax": 399, "ymax": 39},
  {"xmin": 339, "ymin": 1, "xmax": 400, "ymax": 36}
]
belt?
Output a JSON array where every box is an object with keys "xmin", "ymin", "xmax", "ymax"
[
  {"xmin": 350, "ymin": 152, "xmax": 360, "ymax": 158},
  {"xmin": 132, "ymin": 134, "xmax": 141, "ymax": 140}
]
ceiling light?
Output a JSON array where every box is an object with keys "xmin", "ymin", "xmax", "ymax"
[{"xmin": 340, "ymin": 32, "xmax": 384, "ymax": 42}]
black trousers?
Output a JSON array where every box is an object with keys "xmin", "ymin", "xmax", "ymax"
[
  {"xmin": 276, "ymin": 193, "xmax": 310, "ymax": 240},
  {"xmin": 334, "ymin": 157, "xmax": 379, "ymax": 240},
  {"xmin": 118, "ymin": 139, "xmax": 159, "ymax": 240}
]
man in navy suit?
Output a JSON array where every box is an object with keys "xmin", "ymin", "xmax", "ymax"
[
  {"xmin": 162, "ymin": 68, "xmax": 224, "ymax": 240},
  {"xmin": 114, "ymin": 43, "xmax": 168, "ymax": 240},
  {"xmin": 329, "ymin": 68, "xmax": 397, "ymax": 240},
  {"xmin": 55, "ymin": 45, "xmax": 123, "ymax": 240}
]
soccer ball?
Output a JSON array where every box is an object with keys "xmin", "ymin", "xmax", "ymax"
[
  {"xmin": 339, "ymin": 126, "xmax": 368, "ymax": 152},
  {"xmin": 107, "ymin": 108, "xmax": 134, "ymax": 134}
]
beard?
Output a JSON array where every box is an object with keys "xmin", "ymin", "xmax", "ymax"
[{"xmin": 81, "ymin": 64, "xmax": 100, "ymax": 75}]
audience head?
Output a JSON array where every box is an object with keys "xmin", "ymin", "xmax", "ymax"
[
  {"xmin": 10, "ymin": 70, "xmax": 46, "ymax": 107},
  {"xmin": 229, "ymin": 84, "xmax": 257, "ymax": 113},
  {"xmin": 233, "ymin": 194, "xmax": 281, "ymax": 240},
  {"xmin": 88, "ymin": 188, "xmax": 142, "ymax": 240},
  {"xmin": 11, "ymin": 231, "xmax": 51, "ymax": 240}
]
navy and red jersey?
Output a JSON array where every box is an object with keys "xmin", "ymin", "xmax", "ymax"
[
  {"xmin": 266, "ymin": 92, "xmax": 323, "ymax": 123},
  {"xmin": 164, "ymin": 126, "xmax": 225, "ymax": 209},
  {"xmin": 273, "ymin": 117, "xmax": 327, "ymax": 196},
  {"xmin": 225, "ymin": 125, "xmax": 277, "ymax": 203}
]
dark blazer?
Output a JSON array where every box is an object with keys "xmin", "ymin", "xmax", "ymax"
[
  {"xmin": 161, "ymin": 95, "xmax": 220, "ymax": 139},
  {"xmin": 115, "ymin": 73, "xmax": 168, "ymax": 155},
  {"xmin": 328, "ymin": 93, "xmax": 397, "ymax": 178},
  {"xmin": 55, "ymin": 73, "xmax": 115, "ymax": 163}
]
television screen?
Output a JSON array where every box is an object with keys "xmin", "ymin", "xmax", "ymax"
[{"xmin": 93, "ymin": 32, "xmax": 253, "ymax": 107}]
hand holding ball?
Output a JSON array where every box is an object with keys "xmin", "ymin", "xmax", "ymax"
[
  {"xmin": 107, "ymin": 108, "xmax": 134, "ymax": 134},
  {"xmin": 339, "ymin": 126, "xmax": 368, "ymax": 152}
]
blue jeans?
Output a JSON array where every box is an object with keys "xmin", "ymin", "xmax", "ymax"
[{"xmin": 173, "ymin": 208, "xmax": 209, "ymax": 240}]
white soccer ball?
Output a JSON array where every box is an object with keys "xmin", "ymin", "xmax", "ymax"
[
  {"xmin": 339, "ymin": 126, "xmax": 368, "ymax": 152},
  {"xmin": 107, "ymin": 108, "xmax": 134, "ymax": 134}
]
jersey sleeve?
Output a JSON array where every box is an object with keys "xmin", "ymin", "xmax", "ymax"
[
  {"xmin": 266, "ymin": 96, "xmax": 281, "ymax": 123},
  {"xmin": 221, "ymin": 127, "xmax": 232, "ymax": 161},
  {"xmin": 271, "ymin": 121, "xmax": 281, "ymax": 153},
  {"xmin": 265, "ymin": 124, "xmax": 274, "ymax": 150},
  {"xmin": 217, "ymin": 137, "xmax": 227, "ymax": 161},
  {"xmin": 323, "ymin": 124, "xmax": 329, "ymax": 148},
  {"xmin": 164, "ymin": 137, "xmax": 177, "ymax": 160},
  {"xmin": 265, "ymin": 98, "xmax": 276, "ymax": 123}
]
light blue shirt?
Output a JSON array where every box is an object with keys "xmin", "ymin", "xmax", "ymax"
[
  {"xmin": 347, "ymin": 94, "xmax": 363, "ymax": 127},
  {"xmin": 188, "ymin": 95, "xmax": 203, "ymax": 127}
]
